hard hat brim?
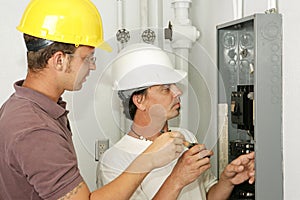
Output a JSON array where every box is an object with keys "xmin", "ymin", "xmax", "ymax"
[{"xmin": 98, "ymin": 41, "xmax": 112, "ymax": 52}]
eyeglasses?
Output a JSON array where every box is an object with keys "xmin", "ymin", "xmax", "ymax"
[
  {"xmin": 84, "ymin": 56, "xmax": 97, "ymax": 65},
  {"xmin": 66, "ymin": 53, "xmax": 97, "ymax": 65}
]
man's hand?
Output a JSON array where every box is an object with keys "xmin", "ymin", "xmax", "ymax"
[
  {"xmin": 167, "ymin": 144, "xmax": 213, "ymax": 190},
  {"xmin": 206, "ymin": 152, "xmax": 255, "ymax": 200},
  {"xmin": 127, "ymin": 131, "xmax": 185, "ymax": 173},
  {"xmin": 220, "ymin": 152, "xmax": 255, "ymax": 186},
  {"xmin": 152, "ymin": 144, "xmax": 213, "ymax": 200}
]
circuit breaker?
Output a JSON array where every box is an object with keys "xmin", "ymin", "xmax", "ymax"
[{"xmin": 217, "ymin": 14, "xmax": 282, "ymax": 200}]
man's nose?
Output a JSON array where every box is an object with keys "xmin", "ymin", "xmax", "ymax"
[{"xmin": 89, "ymin": 63, "xmax": 96, "ymax": 70}]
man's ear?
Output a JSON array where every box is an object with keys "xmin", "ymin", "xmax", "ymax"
[
  {"xmin": 50, "ymin": 51, "xmax": 65, "ymax": 71},
  {"xmin": 132, "ymin": 94, "xmax": 146, "ymax": 111}
]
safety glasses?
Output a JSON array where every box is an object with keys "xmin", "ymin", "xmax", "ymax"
[{"xmin": 66, "ymin": 53, "xmax": 97, "ymax": 65}]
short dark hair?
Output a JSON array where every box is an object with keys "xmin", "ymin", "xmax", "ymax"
[
  {"xmin": 119, "ymin": 88, "xmax": 147, "ymax": 120},
  {"xmin": 23, "ymin": 34, "xmax": 76, "ymax": 71}
]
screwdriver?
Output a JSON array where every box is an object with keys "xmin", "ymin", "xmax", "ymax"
[
  {"xmin": 183, "ymin": 141, "xmax": 197, "ymax": 149},
  {"xmin": 183, "ymin": 141, "xmax": 211, "ymax": 158}
]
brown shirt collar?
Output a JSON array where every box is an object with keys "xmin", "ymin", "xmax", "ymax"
[{"xmin": 14, "ymin": 80, "xmax": 68, "ymax": 120}]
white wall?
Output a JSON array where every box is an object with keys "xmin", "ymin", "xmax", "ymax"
[
  {"xmin": 0, "ymin": 1, "xmax": 27, "ymax": 104},
  {"xmin": 1, "ymin": 0, "xmax": 299, "ymax": 199},
  {"xmin": 280, "ymin": 1, "xmax": 300, "ymax": 199}
]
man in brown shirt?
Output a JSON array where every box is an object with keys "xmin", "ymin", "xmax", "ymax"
[{"xmin": 0, "ymin": 0, "xmax": 185, "ymax": 199}]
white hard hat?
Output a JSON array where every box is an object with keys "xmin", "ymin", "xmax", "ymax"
[{"xmin": 111, "ymin": 43, "xmax": 187, "ymax": 91}]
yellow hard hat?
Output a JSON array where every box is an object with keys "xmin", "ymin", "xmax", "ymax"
[{"xmin": 17, "ymin": 0, "xmax": 112, "ymax": 51}]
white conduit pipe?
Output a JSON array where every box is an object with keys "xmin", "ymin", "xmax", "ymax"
[
  {"xmin": 233, "ymin": 0, "xmax": 244, "ymax": 19},
  {"xmin": 174, "ymin": 4, "xmax": 190, "ymax": 24},
  {"xmin": 117, "ymin": 0, "xmax": 124, "ymax": 30},
  {"xmin": 149, "ymin": 0, "xmax": 163, "ymax": 47},
  {"xmin": 140, "ymin": 0, "xmax": 149, "ymax": 31},
  {"xmin": 175, "ymin": 49, "xmax": 189, "ymax": 72},
  {"xmin": 173, "ymin": 48, "xmax": 189, "ymax": 129},
  {"xmin": 268, "ymin": 0, "xmax": 278, "ymax": 11},
  {"xmin": 171, "ymin": 0, "xmax": 194, "ymax": 129},
  {"xmin": 116, "ymin": 0, "xmax": 127, "ymax": 137},
  {"xmin": 149, "ymin": 0, "xmax": 163, "ymax": 28}
]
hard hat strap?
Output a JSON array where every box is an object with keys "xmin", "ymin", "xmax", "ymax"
[{"xmin": 25, "ymin": 38, "xmax": 54, "ymax": 52}]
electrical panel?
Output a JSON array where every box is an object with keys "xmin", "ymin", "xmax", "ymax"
[{"xmin": 217, "ymin": 14, "xmax": 282, "ymax": 200}]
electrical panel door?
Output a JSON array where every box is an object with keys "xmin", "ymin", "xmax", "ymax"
[{"xmin": 217, "ymin": 14, "xmax": 282, "ymax": 200}]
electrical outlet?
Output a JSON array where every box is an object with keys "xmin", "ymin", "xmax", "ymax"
[{"xmin": 95, "ymin": 139, "xmax": 109, "ymax": 161}]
